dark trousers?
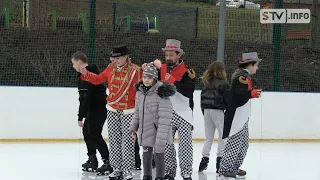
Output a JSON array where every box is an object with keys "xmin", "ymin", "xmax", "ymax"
[
  {"xmin": 83, "ymin": 109, "xmax": 110, "ymax": 160},
  {"xmin": 135, "ymin": 137, "xmax": 141, "ymax": 167}
]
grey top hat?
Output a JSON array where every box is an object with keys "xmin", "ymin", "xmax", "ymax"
[
  {"xmin": 162, "ymin": 39, "xmax": 184, "ymax": 54},
  {"xmin": 239, "ymin": 52, "xmax": 262, "ymax": 64}
]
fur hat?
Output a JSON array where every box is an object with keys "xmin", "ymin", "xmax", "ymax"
[{"xmin": 143, "ymin": 62, "xmax": 158, "ymax": 80}]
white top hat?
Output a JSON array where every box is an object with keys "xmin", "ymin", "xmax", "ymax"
[
  {"xmin": 162, "ymin": 39, "xmax": 184, "ymax": 54},
  {"xmin": 239, "ymin": 52, "xmax": 262, "ymax": 64}
]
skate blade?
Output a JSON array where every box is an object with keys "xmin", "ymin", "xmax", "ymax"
[
  {"xmin": 236, "ymin": 175, "xmax": 246, "ymax": 179},
  {"xmin": 82, "ymin": 168, "xmax": 97, "ymax": 173},
  {"xmin": 217, "ymin": 176, "xmax": 236, "ymax": 180},
  {"xmin": 96, "ymin": 171, "xmax": 111, "ymax": 176},
  {"xmin": 108, "ymin": 176, "xmax": 124, "ymax": 180}
]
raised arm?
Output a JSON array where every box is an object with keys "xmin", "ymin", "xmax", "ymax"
[{"xmin": 80, "ymin": 65, "xmax": 111, "ymax": 85}]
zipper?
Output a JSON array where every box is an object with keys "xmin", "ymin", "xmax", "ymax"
[{"xmin": 140, "ymin": 93, "xmax": 147, "ymax": 144}]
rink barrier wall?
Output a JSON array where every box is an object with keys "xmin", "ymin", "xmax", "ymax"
[
  {"xmin": 1, "ymin": 86, "xmax": 320, "ymax": 143},
  {"xmin": 1, "ymin": 138, "xmax": 320, "ymax": 143}
]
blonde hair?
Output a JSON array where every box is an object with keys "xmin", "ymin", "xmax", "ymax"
[{"xmin": 200, "ymin": 61, "xmax": 227, "ymax": 85}]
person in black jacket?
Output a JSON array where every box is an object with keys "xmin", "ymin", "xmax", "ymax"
[
  {"xmin": 71, "ymin": 51, "xmax": 112, "ymax": 174},
  {"xmin": 218, "ymin": 52, "xmax": 262, "ymax": 180},
  {"xmin": 198, "ymin": 61, "xmax": 230, "ymax": 174}
]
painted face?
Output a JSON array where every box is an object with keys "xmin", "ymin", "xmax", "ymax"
[
  {"xmin": 248, "ymin": 62, "xmax": 259, "ymax": 74},
  {"xmin": 142, "ymin": 76, "xmax": 154, "ymax": 87},
  {"xmin": 165, "ymin": 51, "xmax": 181, "ymax": 66},
  {"xmin": 71, "ymin": 58, "xmax": 81, "ymax": 72},
  {"xmin": 113, "ymin": 55, "xmax": 128, "ymax": 67}
]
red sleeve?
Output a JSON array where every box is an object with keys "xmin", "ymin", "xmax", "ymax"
[
  {"xmin": 167, "ymin": 75, "xmax": 176, "ymax": 84},
  {"xmin": 251, "ymin": 89, "xmax": 259, "ymax": 98},
  {"xmin": 81, "ymin": 66, "xmax": 111, "ymax": 85}
]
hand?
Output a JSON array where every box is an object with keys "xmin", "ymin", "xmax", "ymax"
[
  {"xmin": 256, "ymin": 89, "xmax": 262, "ymax": 97},
  {"xmin": 141, "ymin": 63, "xmax": 147, "ymax": 70},
  {"xmin": 79, "ymin": 65, "xmax": 88, "ymax": 75},
  {"xmin": 153, "ymin": 59, "xmax": 162, "ymax": 69},
  {"xmin": 131, "ymin": 131, "xmax": 136, "ymax": 140},
  {"xmin": 78, "ymin": 121, "xmax": 83, "ymax": 127},
  {"xmin": 165, "ymin": 73, "xmax": 171, "ymax": 81}
]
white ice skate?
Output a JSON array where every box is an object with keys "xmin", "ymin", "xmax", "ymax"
[
  {"xmin": 109, "ymin": 170, "xmax": 123, "ymax": 180},
  {"xmin": 124, "ymin": 171, "xmax": 133, "ymax": 180}
]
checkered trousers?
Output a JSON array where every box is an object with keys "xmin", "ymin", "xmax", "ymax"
[
  {"xmin": 164, "ymin": 111, "xmax": 193, "ymax": 177},
  {"xmin": 218, "ymin": 121, "xmax": 249, "ymax": 174},
  {"xmin": 107, "ymin": 110, "xmax": 135, "ymax": 173}
]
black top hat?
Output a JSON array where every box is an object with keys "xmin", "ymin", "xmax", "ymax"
[{"xmin": 110, "ymin": 45, "xmax": 130, "ymax": 57}]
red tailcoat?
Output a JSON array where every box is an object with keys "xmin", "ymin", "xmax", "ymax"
[{"xmin": 81, "ymin": 62, "xmax": 142, "ymax": 110}]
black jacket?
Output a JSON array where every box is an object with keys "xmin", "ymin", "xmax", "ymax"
[
  {"xmin": 222, "ymin": 68, "xmax": 253, "ymax": 139},
  {"xmin": 77, "ymin": 64, "xmax": 107, "ymax": 121},
  {"xmin": 200, "ymin": 78, "xmax": 230, "ymax": 111}
]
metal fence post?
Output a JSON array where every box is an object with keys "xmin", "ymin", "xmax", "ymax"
[
  {"xmin": 217, "ymin": 0, "xmax": 226, "ymax": 62},
  {"xmin": 195, "ymin": 7, "xmax": 199, "ymax": 38},
  {"xmin": 113, "ymin": 3, "xmax": 117, "ymax": 32},
  {"xmin": 272, "ymin": 0, "xmax": 283, "ymax": 91},
  {"xmin": 89, "ymin": 0, "xmax": 96, "ymax": 64}
]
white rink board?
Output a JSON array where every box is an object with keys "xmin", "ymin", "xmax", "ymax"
[{"xmin": 1, "ymin": 86, "xmax": 320, "ymax": 140}]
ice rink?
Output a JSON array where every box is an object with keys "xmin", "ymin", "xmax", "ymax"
[{"xmin": 1, "ymin": 142, "xmax": 319, "ymax": 180}]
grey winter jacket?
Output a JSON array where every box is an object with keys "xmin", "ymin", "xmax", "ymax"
[{"xmin": 129, "ymin": 81, "xmax": 176, "ymax": 153}]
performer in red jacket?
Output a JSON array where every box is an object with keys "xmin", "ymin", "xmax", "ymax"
[
  {"xmin": 143, "ymin": 39, "xmax": 196, "ymax": 180},
  {"xmin": 80, "ymin": 45, "xmax": 142, "ymax": 180}
]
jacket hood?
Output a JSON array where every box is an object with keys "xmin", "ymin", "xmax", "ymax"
[
  {"xmin": 231, "ymin": 68, "xmax": 250, "ymax": 82},
  {"xmin": 134, "ymin": 81, "xmax": 176, "ymax": 98},
  {"xmin": 157, "ymin": 82, "xmax": 176, "ymax": 98}
]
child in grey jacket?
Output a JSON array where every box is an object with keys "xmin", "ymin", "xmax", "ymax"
[{"xmin": 129, "ymin": 62, "xmax": 176, "ymax": 180}]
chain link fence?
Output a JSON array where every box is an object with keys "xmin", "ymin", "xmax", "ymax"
[{"xmin": 0, "ymin": 0, "xmax": 319, "ymax": 91}]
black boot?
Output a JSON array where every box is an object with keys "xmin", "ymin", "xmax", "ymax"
[
  {"xmin": 155, "ymin": 177, "xmax": 164, "ymax": 180},
  {"xmin": 216, "ymin": 157, "xmax": 222, "ymax": 173},
  {"xmin": 152, "ymin": 155, "xmax": 156, "ymax": 169},
  {"xmin": 198, "ymin": 157, "xmax": 209, "ymax": 172},
  {"xmin": 97, "ymin": 158, "xmax": 113, "ymax": 176},
  {"xmin": 164, "ymin": 174, "xmax": 174, "ymax": 180},
  {"xmin": 134, "ymin": 139, "xmax": 142, "ymax": 170},
  {"xmin": 142, "ymin": 175, "xmax": 152, "ymax": 180},
  {"xmin": 82, "ymin": 155, "xmax": 98, "ymax": 172}
]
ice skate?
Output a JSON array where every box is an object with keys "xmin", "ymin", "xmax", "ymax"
[
  {"xmin": 183, "ymin": 175, "xmax": 192, "ymax": 180},
  {"xmin": 164, "ymin": 174, "xmax": 175, "ymax": 180},
  {"xmin": 217, "ymin": 172, "xmax": 236, "ymax": 180},
  {"xmin": 235, "ymin": 169, "xmax": 246, "ymax": 179},
  {"xmin": 198, "ymin": 157, "xmax": 209, "ymax": 172},
  {"xmin": 82, "ymin": 155, "xmax": 98, "ymax": 172},
  {"xmin": 96, "ymin": 159, "xmax": 113, "ymax": 176},
  {"xmin": 109, "ymin": 170, "xmax": 123, "ymax": 180},
  {"xmin": 134, "ymin": 164, "xmax": 142, "ymax": 170},
  {"xmin": 143, "ymin": 175, "xmax": 152, "ymax": 180},
  {"xmin": 124, "ymin": 171, "xmax": 133, "ymax": 180},
  {"xmin": 216, "ymin": 157, "xmax": 222, "ymax": 173}
]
